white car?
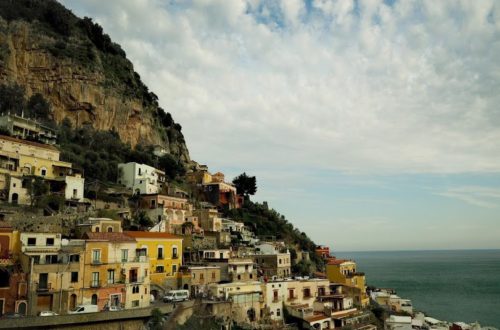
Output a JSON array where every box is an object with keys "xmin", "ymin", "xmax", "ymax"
[
  {"xmin": 108, "ymin": 306, "xmax": 122, "ymax": 312},
  {"xmin": 39, "ymin": 311, "xmax": 59, "ymax": 316}
]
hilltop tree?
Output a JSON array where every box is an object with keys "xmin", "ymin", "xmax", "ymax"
[{"xmin": 232, "ymin": 172, "xmax": 257, "ymax": 200}]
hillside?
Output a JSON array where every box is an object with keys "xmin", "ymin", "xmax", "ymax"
[{"xmin": 0, "ymin": 0, "xmax": 190, "ymax": 164}]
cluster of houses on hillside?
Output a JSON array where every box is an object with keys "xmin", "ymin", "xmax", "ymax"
[{"xmin": 0, "ymin": 114, "xmax": 378, "ymax": 329}]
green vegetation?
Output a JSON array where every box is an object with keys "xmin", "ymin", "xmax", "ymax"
[
  {"xmin": 225, "ymin": 200, "xmax": 324, "ymax": 272},
  {"xmin": 232, "ymin": 172, "xmax": 257, "ymax": 200}
]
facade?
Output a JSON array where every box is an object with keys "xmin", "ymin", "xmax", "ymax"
[
  {"xmin": 326, "ymin": 259, "xmax": 369, "ymax": 307},
  {"xmin": 202, "ymin": 181, "xmax": 237, "ymax": 210},
  {"xmin": 0, "ymin": 114, "xmax": 57, "ymax": 145},
  {"xmin": 117, "ymin": 162, "xmax": 165, "ymax": 195},
  {"xmin": 0, "ymin": 223, "xmax": 26, "ymax": 317},
  {"xmin": 82, "ymin": 232, "xmax": 150, "ymax": 310},
  {"xmin": 385, "ymin": 315, "xmax": 412, "ymax": 330},
  {"xmin": 0, "ymin": 135, "xmax": 84, "ymax": 205},
  {"xmin": 140, "ymin": 194, "xmax": 192, "ymax": 233},
  {"xmin": 193, "ymin": 208, "xmax": 222, "ymax": 232},
  {"xmin": 189, "ymin": 266, "xmax": 220, "ymax": 296},
  {"xmin": 252, "ymin": 252, "xmax": 291, "ymax": 279},
  {"xmin": 123, "ymin": 231, "xmax": 183, "ymax": 295}
]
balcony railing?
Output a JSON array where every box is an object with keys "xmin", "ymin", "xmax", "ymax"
[
  {"xmin": 90, "ymin": 280, "xmax": 101, "ymax": 288},
  {"xmin": 126, "ymin": 277, "xmax": 145, "ymax": 284},
  {"xmin": 36, "ymin": 283, "xmax": 52, "ymax": 292}
]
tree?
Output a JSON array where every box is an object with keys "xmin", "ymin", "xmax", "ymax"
[
  {"xmin": 25, "ymin": 177, "xmax": 49, "ymax": 207},
  {"xmin": 158, "ymin": 154, "xmax": 185, "ymax": 180},
  {"xmin": 134, "ymin": 211, "xmax": 153, "ymax": 230},
  {"xmin": 232, "ymin": 172, "xmax": 257, "ymax": 200},
  {"xmin": 148, "ymin": 308, "xmax": 165, "ymax": 330},
  {"xmin": 26, "ymin": 93, "xmax": 51, "ymax": 120},
  {"xmin": 0, "ymin": 83, "xmax": 25, "ymax": 115}
]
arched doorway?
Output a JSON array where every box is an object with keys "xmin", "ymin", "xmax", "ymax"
[
  {"xmin": 91, "ymin": 294, "xmax": 98, "ymax": 305},
  {"xmin": 183, "ymin": 283, "xmax": 189, "ymax": 290},
  {"xmin": 11, "ymin": 193, "xmax": 18, "ymax": 205},
  {"xmin": 70, "ymin": 294, "xmax": 77, "ymax": 310},
  {"xmin": 17, "ymin": 302, "xmax": 26, "ymax": 315}
]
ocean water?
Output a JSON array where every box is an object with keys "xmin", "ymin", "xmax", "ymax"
[{"xmin": 335, "ymin": 250, "xmax": 500, "ymax": 327}]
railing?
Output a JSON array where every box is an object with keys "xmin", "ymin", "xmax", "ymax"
[
  {"xmin": 126, "ymin": 277, "xmax": 145, "ymax": 284},
  {"xmin": 90, "ymin": 280, "xmax": 101, "ymax": 288},
  {"xmin": 36, "ymin": 283, "xmax": 52, "ymax": 291}
]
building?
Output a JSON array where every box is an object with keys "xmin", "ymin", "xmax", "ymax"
[
  {"xmin": 188, "ymin": 266, "xmax": 220, "ymax": 296},
  {"xmin": 0, "ymin": 135, "xmax": 84, "ymax": 205},
  {"xmin": 208, "ymin": 281, "xmax": 263, "ymax": 325},
  {"xmin": 0, "ymin": 114, "xmax": 57, "ymax": 145},
  {"xmin": 252, "ymin": 252, "xmax": 291, "ymax": 279},
  {"xmin": 385, "ymin": 315, "xmax": 412, "ymax": 330},
  {"xmin": 82, "ymin": 232, "xmax": 150, "ymax": 310},
  {"xmin": 117, "ymin": 162, "xmax": 166, "ymax": 195},
  {"xmin": 315, "ymin": 245, "xmax": 331, "ymax": 260},
  {"xmin": 123, "ymin": 231, "xmax": 184, "ymax": 297},
  {"xmin": 75, "ymin": 218, "xmax": 122, "ymax": 237},
  {"xmin": 140, "ymin": 194, "xmax": 192, "ymax": 234},
  {"xmin": 326, "ymin": 259, "xmax": 369, "ymax": 307},
  {"xmin": 202, "ymin": 181, "xmax": 237, "ymax": 210},
  {"xmin": 193, "ymin": 208, "xmax": 222, "ymax": 232},
  {"xmin": 0, "ymin": 222, "xmax": 26, "ymax": 317}
]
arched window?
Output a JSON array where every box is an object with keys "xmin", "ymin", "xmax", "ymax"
[
  {"xmin": 107, "ymin": 227, "xmax": 113, "ymax": 232},
  {"xmin": 95, "ymin": 227, "xmax": 100, "ymax": 233},
  {"xmin": 91, "ymin": 294, "xmax": 98, "ymax": 305},
  {"xmin": 17, "ymin": 302, "xmax": 27, "ymax": 315},
  {"xmin": 40, "ymin": 167, "xmax": 47, "ymax": 176}
]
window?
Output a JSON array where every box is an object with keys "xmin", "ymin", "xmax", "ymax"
[
  {"xmin": 288, "ymin": 289, "xmax": 294, "ymax": 300},
  {"xmin": 192, "ymin": 273, "xmax": 196, "ymax": 279},
  {"xmin": 132, "ymin": 286, "xmax": 139, "ymax": 294},
  {"xmin": 91, "ymin": 294, "xmax": 98, "ymax": 305},
  {"xmin": 32, "ymin": 255, "xmax": 40, "ymax": 264},
  {"xmin": 107, "ymin": 227, "xmax": 113, "ymax": 233},
  {"xmin": 200, "ymin": 273, "xmax": 204, "ymax": 280},
  {"xmin": 172, "ymin": 247, "xmax": 178, "ymax": 259},
  {"xmin": 27, "ymin": 238, "xmax": 36, "ymax": 246},
  {"xmin": 71, "ymin": 272, "xmax": 78, "ymax": 283},
  {"xmin": 157, "ymin": 246, "xmax": 164, "ymax": 259},
  {"xmin": 156, "ymin": 266, "xmax": 164, "ymax": 273},
  {"xmin": 172, "ymin": 265, "xmax": 177, "ymax": 274},
  {"xmin": 45, "ymin": 255, "xmax": 58, "ymax": 264},
  {"xmin": 95, "ymin": 227, "xmax": 100, "ymax": 232},
  {"xmin": 279, "ymin": 258, "xmax": 282, "ymax": 264},
  {"xmin": 237, "ymin": 275, "xmax": 241, "ymax": 280},
  {"xmin": 151, "ymin": 200, "xmax": 156, "ymax": 208},
  {"xmin": 245, "ymin": 265, "xmax": 249, "ymax": 271},
  {"xmin": 250, "ymin": 274, "xmax": 253, "ymax": 279},
  {"xmin": 132, "ymin": 300, "xmax": 139, "ymax": 307},
  {"xmin": 40, "ymin": 168, "xmax": 46, "ymax": 176},
  {"xmin": 304, "ymin": 288, "xmax": 311, "ymax": 298},
  {"xmin": 212, "ymin": 272, "xmax": 216, "ymax": 279},
  {"xmin": 91, "ymin": 272, "xmax": 99, "ymax": 287},
  {"xmin": 277, "ymin": 308, "xmax": 281, "ymax": 317},
  {"xmin": 107, "ymin": 270, "xmax": 115, "ymax": 284},
  {"xmin": 46, "ymin": 238, "xmax": 54, "ymax": 246},
  {"xmin": 69, "ymin": 254, "xmax": 80, "ymax": 262},
  {"xmin": 92, "ymin": 250, "xmax": 101, "ymax": 263},
  {"xmin": 73, "ymin": 189, "xmax": 77, "ymax": 197},
  {"xmin": 121, "ymin": 249, "xmax": 128, "ymax": 262}
]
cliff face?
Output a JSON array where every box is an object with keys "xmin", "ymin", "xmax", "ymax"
[{"xmin": 0, "ymin": 16, "xmax": 190, "ymax": 164}]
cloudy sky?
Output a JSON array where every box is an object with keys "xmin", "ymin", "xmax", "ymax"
[{"xmin": 62, "ymin": 0, "xmax": 500, "ymax": 251}]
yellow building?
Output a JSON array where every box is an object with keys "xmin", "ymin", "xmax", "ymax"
[
  {"xmin": 326, "ymin": 259, "xmax": 369, "ymax": 307},
  {"xmin": 82, "ymin": 232, "xmax": 150, "ymax": 311},
  {"xmin": 124, "ymin": 231, "xmax": 184, "ymax": 296}
]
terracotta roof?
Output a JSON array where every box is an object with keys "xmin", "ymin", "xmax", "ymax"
[
  {"xmin": 85, "ymin": 232, "xmax": 136, "ymax": 242},
  {"xmin": 327, "ymin": 259, "xmax": 350, "ymax": 265},
  {"xmin": 0, "ymin": 135, "xmax": 59, "ymax": 151},
  {"xmin": 124, "ymin": 231, "xmax": 182, "ymax": 239},
  {"xmin": 306, "ymin": 314, "xmax": 331, "ymax": 322}
]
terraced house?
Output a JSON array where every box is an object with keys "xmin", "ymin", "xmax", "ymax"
[
  {"xmin": 82, "ymin": 232, "xmax": 150, "ymax": 310},
  {"xmin": 124, "ymin": 231, "xmax": 185, "ymax": 298}
]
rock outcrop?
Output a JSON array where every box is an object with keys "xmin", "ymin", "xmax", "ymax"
[{"xmin": 0, "ymin": 17, "xmax": 190, "ymax": 164}]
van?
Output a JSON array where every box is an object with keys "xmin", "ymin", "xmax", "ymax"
[
  {"xmin": 68, "ymin": 304, "xmax": 98, "ymax": 314},
  {"xmin": 163, "ymin": 290, "xmax": 189, "ymax": 303}
]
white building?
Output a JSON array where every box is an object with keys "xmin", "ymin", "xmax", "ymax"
[
  {"xmin": 64, "ymin": 174, "xmax": 85, "ymax": 202},
  {"xmin": 385, "ymin": 315, "xmax": 412, "ymax": 330},
  {"xmin": 117, "ymin": 162, "xmax": 165, "ymax": 195}
]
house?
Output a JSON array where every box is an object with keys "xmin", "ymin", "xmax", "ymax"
[
  {"xmin": 0, "ymin": 222, "xmax": 26, "ymax": 317},
  {"xmin": 326, "ymin": 259, "xmax": 369, "ymax": 307},
  {"xmin": 140, "ymin": 194, "xmax": 192, "ymax": 233},
  {"xmin": 123, "ymin": 231, "xmax": 184, "ymax": 297},
  {"xmin": 202, "ymin": 181, "xmax": 237, "ymax": 210},
  {"xmin": 19, "ymin": 232, "xmax": 87, "ymax": 315},
  {"xmin": 208, "ymin": 281, "xmax": 263, "ymax": 325},
  {"xmin": 0, "ymin": 114, "xmax": 57, "ymax": 145},
  {"xmin": 193, "ymin": 208, "xmax": 222, "ymax": 232},
  {"xmin": 252, "ymin": 252, "xmax": 291, "ymax": 279},
  {"xmin": 82, "ymin": 232, "xmax": 150, "ymax": 310},
  {"xmin": 188, "ymin": 266, "xmax": 221, "ymax": 296},
  {"xmin": 117, "ymin": 162, "xmax": 166, "ymax": 195},
  {"xmin": 206, "ymin": 256, "xmax": 257, "ymax": 283},
  {"xmin": 0, "ymin": 135, "xmax": 84, "ymax": 205},
  {"xmin": 75, "ymin": 218, "xmax": 122, "ymax": 237},
  {"xmin": 385, "ymin": 315, "xmax": 412, "ymax": 330}
]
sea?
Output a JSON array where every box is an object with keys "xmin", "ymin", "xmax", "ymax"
[{"xmin": 335, "ymin": 249, "xmax": 500, "ymax": 327}]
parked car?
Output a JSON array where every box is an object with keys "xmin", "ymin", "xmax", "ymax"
[
  {"xmin": 162, "ymin": 290, "xmax": 189, "ymax": 303},
  {"xmin": 38, "ymin": 311, "xmax": 59, "ymax": 316},
  {"xmin": 103, "ymin": 305, "xmax": 122, "ymax": 312},
  {"xmin": 68, "ymin": 304, "xmax": 98, "ymax": 314}
]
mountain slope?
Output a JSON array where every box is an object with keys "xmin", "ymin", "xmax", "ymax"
[{"xmin": 0, "ymin": 0, "xmax": 190, "ymax": 164}]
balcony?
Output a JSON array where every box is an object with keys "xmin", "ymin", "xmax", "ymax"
[
  {"xmin": 126, "ymin": 277, "xmax": 145, "ymax": 284},
  {"xmin": 91, "ymin": 259, "xmax": 102, "ymax": 265},
  {"xmin": 90, "ymin": 280, "xmax": 101, "ymax": 288},
  {"xmin": 36, "ymin": 283, "xmax": 52, "ymax": 292}
]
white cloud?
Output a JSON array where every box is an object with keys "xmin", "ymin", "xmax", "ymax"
[{"xmin": 437, "ymin": 186, "xmax": 500, "ymax": 208}]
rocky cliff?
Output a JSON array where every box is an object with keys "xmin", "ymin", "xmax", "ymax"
[{"xmin": 0, "ymin": 1, "xmax": 190, "ymax": 164}]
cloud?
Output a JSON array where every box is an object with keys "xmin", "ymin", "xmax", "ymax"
[
  {"xmin": 437, "ymin": 186, "xmax": 500, "ymax": 208},
  {"xmin": 61, "ymin": 0, "xmax": 500, "ymax": 176}
]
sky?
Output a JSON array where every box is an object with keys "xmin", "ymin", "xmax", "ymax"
[{"xmin": 61, "ymin": 0, "xmax": 500, "ymax": 251}]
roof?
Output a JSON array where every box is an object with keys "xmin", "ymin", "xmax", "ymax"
[
  {"xmin": 388, "ymin": 316, "xmax": 412, "ymax": 324},
  {"xmin": 305, "ymin": 313, "xmax": 331, "ymax": 323},
  {"xmin": 327, "ymin": 259, "xmax": 350, "ymax": 265},
  {"xmin": 85, "ymin": 232, "xmax": 136, "ymax": 242},
  {"xmin": 0, "ymin": 134, "xmax": 59, "ymax": 151},
  {"xmin": 124, "ymin": 231, "xmax": 182, "ymax": 239}
]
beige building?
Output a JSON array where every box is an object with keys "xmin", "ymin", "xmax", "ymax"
[
  {"xmin": 189, "ymin": 266, "xmax": 220, "ymax": 296},
  {"xmin": 252, "ymin": 252, "xmax": 291, "ymax": 279},
  {"xmin": 0, "ymin": 114, "xmax": 57, "ymax": 145}
]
